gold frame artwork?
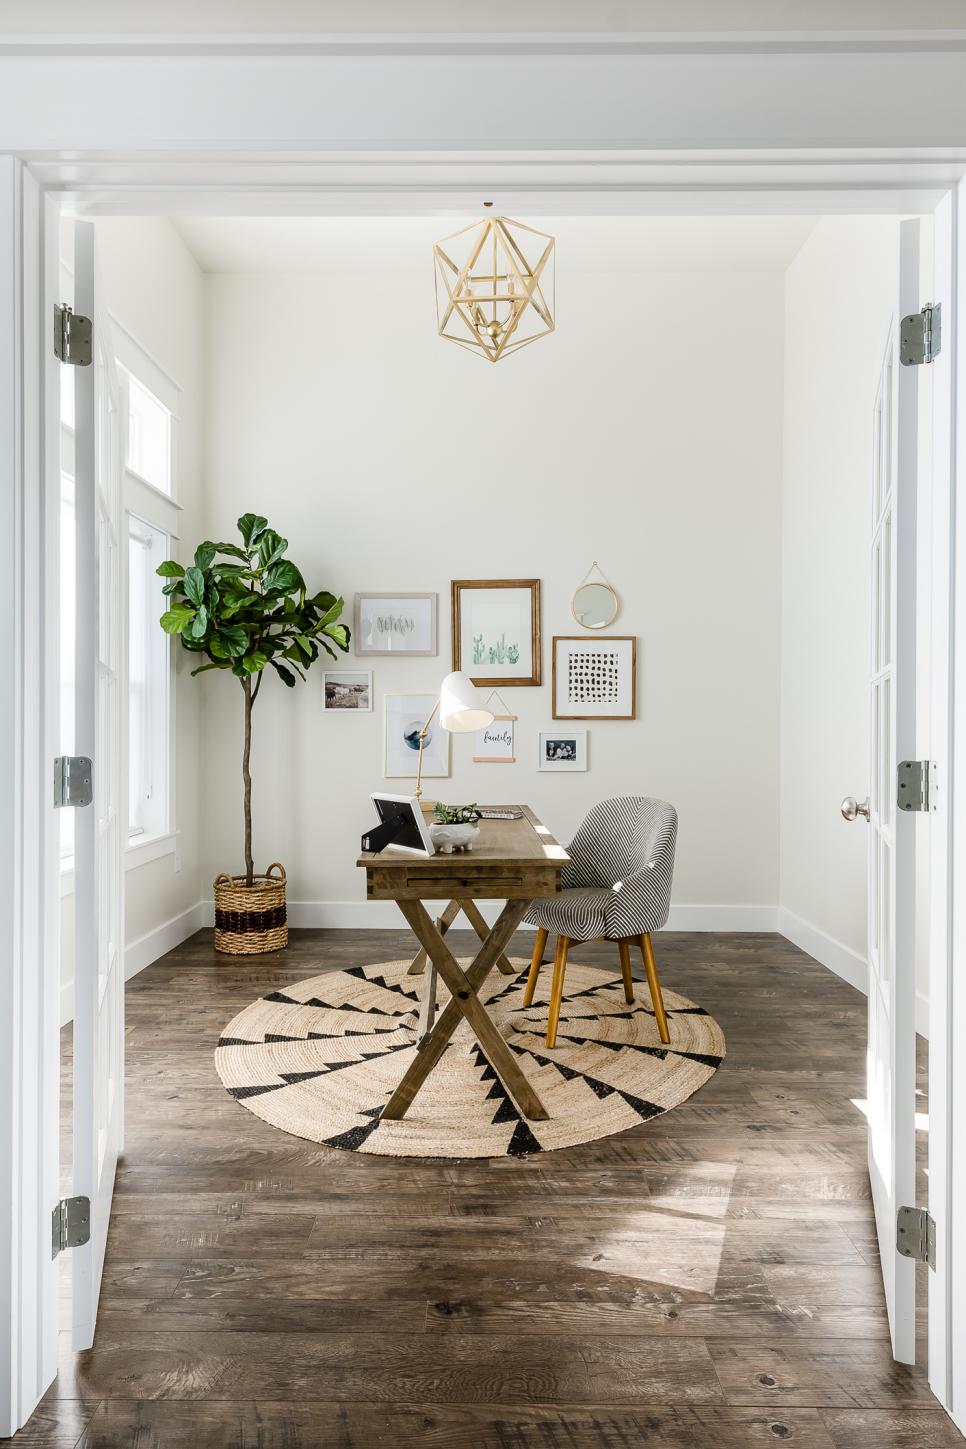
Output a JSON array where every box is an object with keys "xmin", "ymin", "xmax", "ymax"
[
  {"xmin": 452, "ymin": 579, "xmax": 542, "ymax": 688},
  {"xmin": 552, "ymin": 635, "xmax": 637, "ymax": 720}
]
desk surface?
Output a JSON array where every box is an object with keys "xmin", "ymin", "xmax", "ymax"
[{"xmin": 357, "ymin": 804, "xmax": 568, "ymax": 901}]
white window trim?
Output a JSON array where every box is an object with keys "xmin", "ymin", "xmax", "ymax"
[{"xmin": 61, "ymin": 830, "xmax": 180, "ymax": 897}]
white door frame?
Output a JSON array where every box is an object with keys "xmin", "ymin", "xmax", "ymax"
[{"xmin": 1, "ymin": 30, "xmax": 966, "ymax": 1435}]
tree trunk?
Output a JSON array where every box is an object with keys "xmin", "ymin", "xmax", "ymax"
[{"xmin": 242, "ymin": 675, "xmax": 254, "ymax": 887}]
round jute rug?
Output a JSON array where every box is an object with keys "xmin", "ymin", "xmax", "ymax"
[{"xmin": 214, "ymin": 958, "xmax": 725, "ymax": 1159}]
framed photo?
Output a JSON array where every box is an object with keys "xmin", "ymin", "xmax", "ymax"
[
  {"xmin": 354, "ymin": 593, "xmax": 437, "ymax": 656},
  {"xmin": 323, "ymin": 670, "xmax": 372, "ymax": 711},
  {"xmin": 552, "ymin": 635, "xmax": 637, "ymax": 720},
  {"xmin": 539, "ymin": 730, "xmax": 588, "ymax": 772},
  {"xmin": 452, "ymin": 579, "xmax": 541, "ymax": 687},
  {"xmin": 368, "ymin": 794, "xmax": 435, "ymax": 856},
  {"xmin": 384, "ymin": 693, "xmax": 451, "ymax": 779}
]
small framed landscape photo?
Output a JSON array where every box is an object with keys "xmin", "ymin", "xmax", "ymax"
[
  {"xmin": 538, "ymin": 730, "xmax": 588, "ymax": 772},
  {"xmin": 354, "ymin": 593, "xmax": 437, "ymax": 656},
  {"xmin": 323, "ymin": 670, "xmax": 372, "ymax": 712}
]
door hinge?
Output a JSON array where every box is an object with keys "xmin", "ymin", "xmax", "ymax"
[
  {"xmin": 51, "ymin": 1196, "xmax": 90, "ymax": 1258},
  {"xmin": 900, "ymin": 302, "xmax": 941, "ymax": 366},
  {"xmin": 53, "ymin": 303, "xmax": 92, "ymax": 367},
  {"xmin": 897, "ymin": 1205, "xmax": 936, "ymax": 1270},
  {"xmin": 897, "ymin": 758, "xmax": 930, "ymax": 812},
  {"xmin": 54, "ymin": 755, "xmax": 93, "ymax": 809}
]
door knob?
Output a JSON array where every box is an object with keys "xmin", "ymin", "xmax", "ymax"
[{"xmin": 841, "ymin": 796, "xmax": 870, "ymax": 822}]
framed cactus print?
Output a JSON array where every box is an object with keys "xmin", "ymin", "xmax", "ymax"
[{"xmin": 451, "ymin": 579, "xmax": 541, "ymax": 687}]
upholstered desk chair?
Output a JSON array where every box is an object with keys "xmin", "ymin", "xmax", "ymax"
[{"xmin": 523, "ymin": 797, "xmax": 677, "ymax": 1048}]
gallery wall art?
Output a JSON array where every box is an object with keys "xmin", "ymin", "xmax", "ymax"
[
  {"xmin": 451, "ymin": 579, "xmax": 541, "ymax": 687},
  {"xmin": 384, "ymin": 692, "xmax": 451, "ymax": 779},
  {"xmin": 552, "ymin": 636, "xmax": 636, "ymax": 720},
  {"xmin": 354, "ymin": 593, "xmax": 437, "ymax": 656}
]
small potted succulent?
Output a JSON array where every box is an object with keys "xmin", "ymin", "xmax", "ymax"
[
  {"xmin": 158, "ymin": 513, "xmax": 349, "ymax": 953},
  {"xmin": 430, "ymin": 802, "xmax": 482, "ymax": 854}
]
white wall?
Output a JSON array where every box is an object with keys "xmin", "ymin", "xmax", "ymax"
[
  {"xmin": 201, "ymin": 263, "xmax": 785, "ymax": 926},
  {"xmin": 778, "ymin": 216, "xmax": 900, "ymax": 990},
  {"xmin": 60, "ymin": 216, "xmax": 206, "ymax": 1020}
]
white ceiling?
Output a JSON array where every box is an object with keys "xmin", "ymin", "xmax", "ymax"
[{"xmin": 173, "ymin": 215, "xmax": 817, "ymax": 275}]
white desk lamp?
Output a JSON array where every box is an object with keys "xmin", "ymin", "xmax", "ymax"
[{"xmin": 414, "ymin": 671, "xmax": 494, "ymax": 800}]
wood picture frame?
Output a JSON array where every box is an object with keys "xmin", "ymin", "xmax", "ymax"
[
  {"xmin": 451, "ymin": 579, "xmax": 541, "ymax": 687},
  {"xmin": 552, "ymin": 635, "xmax": 637, "ymax": 719}
]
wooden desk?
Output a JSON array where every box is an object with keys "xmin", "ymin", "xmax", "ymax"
[{"xmin": 357, "ymin": 806, "xmax": 568, "ymax": 1122}]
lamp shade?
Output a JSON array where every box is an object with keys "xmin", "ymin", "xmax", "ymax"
[{"xmin": 438, "ymin": 671, "xmax": 494, "ymax": 733}]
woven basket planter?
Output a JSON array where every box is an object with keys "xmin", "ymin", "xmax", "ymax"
[{"xmin": 213, "ymin": 862, "xmax": 288, "ymax": 955}]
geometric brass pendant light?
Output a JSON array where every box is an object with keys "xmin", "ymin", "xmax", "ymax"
[{"xmin": 433, "ymin": 210, "xmax": 555, "ymax": 363}]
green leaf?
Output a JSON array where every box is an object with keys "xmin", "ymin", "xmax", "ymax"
[
  {"xmin": 315, "ymin": 597, "xmax": 345, "ymax": 631},
  {"xmin": 240, "ymin": 649, "xmax": 269, "ymax": 675},
  {"xmin": 211, "ymin": 562, "xmax": 256, "ymax": 580},
  {"xmin": 157, "ymin": 559, "xmax": 185, "ymax": 578},
  {"xmin": 217, "ymin": 624, "xmax": 248, "ymax": 657},
  {"xmin": 209, "ymin": 541, "xmax": 249, "ymax": 561},
  {"xmin": 221, "ymin": 590, "xmax": 261, "ymax": 618},
  {"xmin": 161, "ymin": 579, "xmax": 183, "ymax": 596},
  {"xmin": 160, "ymin": 603, "xmax": 195, "ymax": 636},
  {"xmin": 310, "ymin": 590, "xmax": 337, "ymax": 613},
  {"xmin": 237, "ymin": 513, "xmax": 267, "ymax": 548},
  {"xmin": 182, "ymin": 566, "xmax": 205, "ymax": 606},
  {"xmin": 323, "ymin": 622, "xmax": 349, "ymax": 652},
  {"xmin": 188, "ymin": 604, "xmax": 209, "ymax": 639},
  {"xmin": 257, "ymin": 529, "xmax": 288, "ymax": 571},
  {"xmin": 194, "ymin": 541, "xmax": 217, "ymax": 571},
  {"xmin": 263, "ymin": 560, "xmax": 303, "ymax": 595},
  {"xmin": 190, "ymin": 661, "xmax": 230, "ymax": 675},
  {"xmin": 293, "ymin": 634, "xmax": 315, "ymax": 659},
  {"xmin": 271, "ymin": 661, "xmax": 298, "ymax": 688}
]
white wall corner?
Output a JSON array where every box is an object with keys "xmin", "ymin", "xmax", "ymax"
[
  {"xmin": 777, "ymin": 906, "xmax": 868, "ymax": 995},
  {"xmin": 61, "ymin": 900, "xmax": 208, "ymax": 1028}
]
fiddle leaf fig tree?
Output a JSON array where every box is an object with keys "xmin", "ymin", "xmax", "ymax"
[{"xmin": 158, "ymin": 513, "xmax": 349, "ymax": 887}]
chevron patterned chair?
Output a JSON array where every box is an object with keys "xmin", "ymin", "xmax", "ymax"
[{"xmin": 523, "ymin": 796, "xmax": 677, "ymax": 1048}]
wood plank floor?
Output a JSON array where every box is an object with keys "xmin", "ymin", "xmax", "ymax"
[{"xmin": 28, "ymin": 928, "xmax": 960, "ymax": 1449}]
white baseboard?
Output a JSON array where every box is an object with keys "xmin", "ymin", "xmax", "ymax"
[
  {"xmin": 60, "ymin": 900, "xmax": 207, "ymax": 1028},
  {"xmin": 200, "ymin": 899, "xmax": 778, "ymax": 932},
  {"xmin": 777, "ymin": 906, "xmax": 868, "ymax": 994}
]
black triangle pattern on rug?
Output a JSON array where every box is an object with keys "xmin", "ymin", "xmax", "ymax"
[
  {"xmin": 227, "ymin": 1081, "xmax": 288, "ymax": 1100},
  {"xmin": 506, "ymin": 1119, "xmax": 543, "ymax": 1157},
  {"xmin": 510, "ymin": 1043, "xmax": 664, "ymax": 1124},
  {"xmin": 540, "ymin": 1031, "xmax": 669, "ymax": 1062},
  {"xmin": 217, "ymin": 1035, "xmax": 259, "ymax": 1048},
  {"xmin": 671, "ymin": 1049, "xmax": 723, "ymax": 1068},
  {"xmin": 324, "ymin": 1115, "xmax": 383, "ymax": 1150}
]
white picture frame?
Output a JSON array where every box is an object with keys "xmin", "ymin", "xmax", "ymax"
[
  {"xmin": 539, "ymin": 729, "xmax": 588, "ymax": 772},
  {"xmin": 323, "ymin": 670, "xmax": 372, "ymax": 711},
  {"xmin": 552, "ymin": 635, "xmax": 637, "ymax": 720},
  {"xmin": 354, "ymin": 592, "xmax": 437, "ymax": 656},
  {"xmin": 368, "ymin": 793, "xmax": 436, "ymax": 855},
  {"xmin": 384, "ymin": 692, "xmax": 451, "ymax": 779}
]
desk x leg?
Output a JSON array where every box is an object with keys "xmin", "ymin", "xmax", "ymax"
[
  {"xmin": 407, "ymin": 897, "xmax": 516, "ymax": 977},
  {"xmin": 382, "ymin": 896, "xmax": 548, "ymax": 1123}
]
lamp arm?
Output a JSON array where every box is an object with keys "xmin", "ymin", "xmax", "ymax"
[{"xmin": 413, "ymin": 695, "xmax": 441, "ymax": 801}]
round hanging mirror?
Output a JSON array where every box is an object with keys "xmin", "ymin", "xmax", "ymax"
[{"xmin": 572, "ymin": 578, "xmax": 619, "ymax": 630}]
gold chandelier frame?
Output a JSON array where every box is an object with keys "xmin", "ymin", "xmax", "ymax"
[{"xmin": 433, "ymin": 214, "xmax": 555, "ymax": 363}]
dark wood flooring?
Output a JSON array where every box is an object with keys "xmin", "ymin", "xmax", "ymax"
[{"xmin": 23, "ymin": 928, "xmax": 961, "ymax": 1448}]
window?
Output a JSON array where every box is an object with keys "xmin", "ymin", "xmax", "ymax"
[
  {"xmin": 128, "ymin": 517, "xmax": 169, "ymax": 840},
  {"xmin": 120, "ymin": 365, "xmax": 171, "ymax": 493},
  {"xmin": 115, "ymin": 333, "xmax": 180, "ymax": 855}
]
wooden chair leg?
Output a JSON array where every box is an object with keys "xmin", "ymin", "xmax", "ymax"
[
  {"xmin": 546, "ymin": 936, "xmax": 571, "ymax": 1048},
  {"xmin": 640, "ymin": 932, "xmax": 670, "ymax": 1044},
  {"xmin": 522, "ymin": 927, "xmax": 549, "ymax": 1007},
  {"xmin": 617, "ymin": 939, "xmax": 635, "ymax": 1004}
]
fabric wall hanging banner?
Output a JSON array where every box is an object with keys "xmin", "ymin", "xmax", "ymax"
[{"xmin": 473, "ymin": 690, "xmax": 516, "ymax": 762}]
